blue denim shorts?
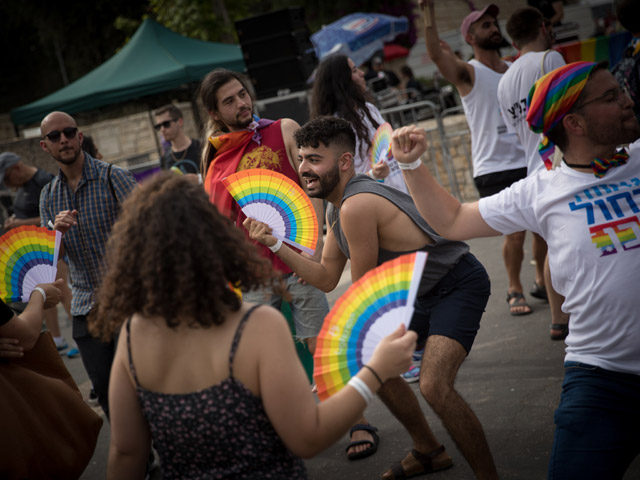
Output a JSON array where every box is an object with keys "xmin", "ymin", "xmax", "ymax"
[
  {"xmin": 408, "ymin": 253, "xmax": 490, "ymax": 353},
  {"xmin": 548, "ymin": 361, "xmax": 640, "ymax": 479}
]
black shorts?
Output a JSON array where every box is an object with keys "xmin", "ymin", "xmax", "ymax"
[
  {"xmin": 473, "ymin": 167, "xmax": 527, "ymax": 198},
  {"xmin": 408, "ymin": 253, "xmax": 490, "ymax": 354}
]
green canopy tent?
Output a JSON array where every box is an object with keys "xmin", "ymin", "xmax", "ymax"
[{"xmin": 11, "ymin": 19, "xmax": 245, "ymax": 126}]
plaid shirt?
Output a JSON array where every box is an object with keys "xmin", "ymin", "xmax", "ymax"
[{"xmin": 39, "ymin": 153, "xmax": 136, "ymax": 316}]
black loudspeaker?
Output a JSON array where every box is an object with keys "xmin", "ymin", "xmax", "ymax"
[
  {"xmin": 255, "ymin": 91, "xmax": 310, "ymax": 126},
  {"xmin": 235, "ymin": 8, "xmax": 317, "ymax": 99}
]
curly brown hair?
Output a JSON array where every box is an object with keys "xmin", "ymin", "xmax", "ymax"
[{"xmin": 89, "ymin": 172, "xmax": 280, "ymax": 340}]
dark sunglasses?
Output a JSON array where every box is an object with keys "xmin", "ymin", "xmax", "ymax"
[
  {"xmin": 153, "ymin": 119, "xmax": 177, "ymax": 131},
  {"xmin": 43, "ymin": 127, "xmax": 78, "ymax": 142}
]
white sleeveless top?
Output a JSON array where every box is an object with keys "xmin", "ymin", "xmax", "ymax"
[{"xmin": 461, "ymin": 59, "xmax": 526, "ymax": 178}]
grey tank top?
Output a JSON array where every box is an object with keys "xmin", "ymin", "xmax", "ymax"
[{"xmin": 326, "ymin": 174, "xmax": 469, "ymax": 295}]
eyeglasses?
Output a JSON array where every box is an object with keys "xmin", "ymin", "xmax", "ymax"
[
  {"xmin": 153, "ymin": 119, "xmax": 177, "ymax": 131},
  {"xmin": 573, "ymin": 86, "xmax": 631, "ymax": 110},
  {"xmin": 42, "ymin": 127, "xmax": 78, "ymax": 143}
]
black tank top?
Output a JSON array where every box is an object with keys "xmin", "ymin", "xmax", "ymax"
[{"xmin": 126, "ymin": 305, "xmax": 307, "ymax": 479}]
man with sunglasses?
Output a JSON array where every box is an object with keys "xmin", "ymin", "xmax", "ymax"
[
  {"xmin": 497, "ymin": 6, "xmax": 569, "ymax": 341},
  {"xmin": 38, "ymin": 111, "xmax": 136, "ymax": 419},
  {"xmin": 394, "ymin": 62, "xmax": 640, "ymax": 479},
  {"xmin": 154, "ymin": 104, "xmax": 201, "ymax": 174}
]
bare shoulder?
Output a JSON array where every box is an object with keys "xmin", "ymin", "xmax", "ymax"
[
  {"xmin": 241, "ymin": 303, "xmax": 291, "ymax": 339},
  {"xmin": 280, "ymin": 118, "xmax": 301, "ymax": 137},
  {"xmin": 341, "ymin": 192, "xmax": 386, "ymax": 218}
]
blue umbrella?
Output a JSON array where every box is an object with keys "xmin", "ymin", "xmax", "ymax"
[{"xmin": 311, "ymin": 13, "xmax": 409, "ymax": 67}]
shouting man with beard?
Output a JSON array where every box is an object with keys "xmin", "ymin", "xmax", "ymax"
[
  {"xmin": 38, "ymin": 111, "xmax": 137, "ymax": 418},
  {"xmin": 421, "ymin": 1, "xmax": 535, "ymax": 317},
  {"xmin": 244, "ymin": 116, "xmax": 499, "ymax": 479}
]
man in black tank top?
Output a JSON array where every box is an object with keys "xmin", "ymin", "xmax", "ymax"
[{"xmin": 244, "ymin": 116, "xmax": 497, "ymax": 479}]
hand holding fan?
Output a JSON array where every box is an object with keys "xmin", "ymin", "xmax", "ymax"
[
  {"xmin": 0, "ymin": 226, "xmax": 61, "ymax": 303},
  {"xmin": 222, "ymin": 169, "xmax": 318, "ymax": 255},
  {"xmin": 370, "ymin": 122, "xmax": 393, "ymax": 169},
  {"xmin": 313, "ymin": 251, "xmax": 427, "ymax": 400}
]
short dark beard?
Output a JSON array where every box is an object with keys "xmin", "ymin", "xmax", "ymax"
[
  {"xmin": 476, "ymin": 34, "xmax": 503, "ymax": 51},
  {"xmin": 305, "ymin": 164, "xmax": 341, "ymax": 199},
  {"xmin": 55, "ymin": 147, "xmax": 82, "ymax": 166}
]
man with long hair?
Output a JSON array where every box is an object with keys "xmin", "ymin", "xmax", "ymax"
[{"xmin": 198, "ymin": 69, "xmax": 328, "ymax": 356}]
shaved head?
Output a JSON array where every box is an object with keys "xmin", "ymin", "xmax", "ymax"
[{"xmin": 40, "ymin": 111, "xmax": 77, "ymax": 136}]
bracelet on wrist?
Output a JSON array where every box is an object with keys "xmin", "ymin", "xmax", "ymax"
[
  {"xmin": 398, "ymin": 158, "xmax": 423, "ymax": 170},
  {"xmin": 348, "ymin": 376, "xmax": 373, "ymax": 405},
  {"xmin": 268, "ymin": 239, "xmax": 283, "ymax": 253},
  {"xmin": 362, "ymin": 365, "xmax": 384, "ymax": 387},
  {"xmin": 31, "ymin": 287, "xmax": 47, "ymax": 305}
]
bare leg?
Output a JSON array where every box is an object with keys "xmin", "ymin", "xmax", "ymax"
[
  {"xmin": 532, "ymin": 233, "xmax": 547, "ymax": 288},
  {"xmin": 347, "ymin": 377, "xmax": 445, "ymax": 458},
  {"xmin": 305, "ymin": 336, "xmax": 316, "ymax": 355},
  {"xmin": 504, "ymin": 231, "xmax": 530, "ymax": 315},
  {"xmin": 419, "ymin": 335, "xmax": 498, "ymax": 480}
]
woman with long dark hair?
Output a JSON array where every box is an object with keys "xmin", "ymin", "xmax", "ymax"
[
  {"xmin": 310, "ymin": 54, "xmax": 408, "ymax": 192},
  {"xmin": 92, "ymin": 173, "xmax": 416, "ymax": 479}
]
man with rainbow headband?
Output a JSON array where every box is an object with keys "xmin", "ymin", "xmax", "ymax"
[
  {"xmin": 392, "ymin": 61, "xmax": 640, "ymax": 479},
  {"xmin": 198, "ymin": 69, "xmax": 329, "ymax": 356}
]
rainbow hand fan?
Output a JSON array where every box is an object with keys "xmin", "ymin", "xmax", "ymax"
[
  {"xmin": 370, "ymin": 122, "xmax": 393, "ymax": 168},
  {"xmin": 313, "ymin": 251, "xmax": 427, "ymax": 400},
  {"xmin": 222, "ymin": 169, "xmax": 318, "ymax": 255},
  {"xmin": 0, "ymin": 226, "xmax": 61, "ymax": 303}
]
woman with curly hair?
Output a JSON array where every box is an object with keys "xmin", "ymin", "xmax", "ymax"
[
  {"xmin": 92, "ymin": 173, "xmax": 416, "ymax": 479},
  {"xmin": 310, "ymin": 54, "xmax": 408, "ymax": 192}
]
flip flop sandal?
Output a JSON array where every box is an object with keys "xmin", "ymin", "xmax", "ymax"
[
  {"xmin": 507, "ymin": 292, "xmax": 533, "ymax": 316},
  {"xmin": 530, "ymin": 282, "xmax": 548, "ymax": 301},
  {"xmin": 346, "ymin": 424, "xmax": 379, "ymax": 460},
  {"xmin": 384, "ymin": 446, "xmax": 453, "ymax": 479}
]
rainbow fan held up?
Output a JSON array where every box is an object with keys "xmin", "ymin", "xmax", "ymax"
[
  {"xmin": 222, "ymin": 169, "xmax": 318, "ymax": 255},
  {"xmin": 0, "ymin": 226, "xmax": 61, "ymax": 303},
  {"xmin": 313, "ymin": 251, "xmax": 427, "ymax": 400},
  {"xmin": 370, "ymin": 122, "xmax": 393, "ymax": 169}
]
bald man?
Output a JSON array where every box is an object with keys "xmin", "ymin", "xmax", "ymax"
[{"xmin": 39, "ymin": 111, "xmax": 137, "ymax": 418}]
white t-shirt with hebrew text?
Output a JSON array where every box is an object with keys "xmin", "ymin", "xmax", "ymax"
[
  {"xmin": 479, "ymin": 140, "xmax": 640, "ymax": 375},
  {"xmin": 498, "ymin": 50, "xmax": 566, "ymax": 175}
]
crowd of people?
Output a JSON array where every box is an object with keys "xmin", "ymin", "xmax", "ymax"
[{"xmin": 1, "ymin": 0, "xmax": 639, "ymax": 478}]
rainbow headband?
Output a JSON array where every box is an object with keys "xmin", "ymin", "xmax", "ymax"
[{"xmin": 526, "ymin": 62, "xmax": 597, "ymax": 169}]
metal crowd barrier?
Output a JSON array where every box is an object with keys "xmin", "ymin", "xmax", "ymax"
[{"xmin": 380, "ymin": 100, "xmax": 465, "ymax": 200}]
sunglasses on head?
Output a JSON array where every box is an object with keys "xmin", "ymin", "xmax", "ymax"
[
  {"xmin": 43, "ymin": 127, "xmax": 78, "ymax": 143},
  {"xmin": 153, "ymin": 119, "xmax": 177, "ymax": 131}
]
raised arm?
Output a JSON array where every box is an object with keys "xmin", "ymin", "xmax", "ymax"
[
  {"xmin": 392, "ymin": 126, "xmax": 500, "ymax": 240},
  {"xmin": 253, "ymin": 306, "xmax": 417, "ymax": 458},
  {"xmin": 419, "ymin": 0, "xmax": 474, "ymax": 96}
]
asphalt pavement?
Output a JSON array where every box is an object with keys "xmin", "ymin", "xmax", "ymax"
[{"xmin": 60, "ymin": 235, "xmax": 640, "ymax": 479}]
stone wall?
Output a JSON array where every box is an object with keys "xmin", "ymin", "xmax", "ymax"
[{"xmin": 0, "ymin": 102, "xmax": 201, "ymax": 172}]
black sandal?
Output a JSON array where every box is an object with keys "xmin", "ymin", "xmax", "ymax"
[
  {"xmin": 384, "ymin": 446, "xmax": 453, "ymax": 479},
  {"xmin": 345, "ymin": 424, "xmax": 379, "ymax": 460}
]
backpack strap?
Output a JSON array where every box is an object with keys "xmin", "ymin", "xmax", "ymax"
[{"xmin": 539, "ymin": 50, "xmax": 551, "ymax": 77}]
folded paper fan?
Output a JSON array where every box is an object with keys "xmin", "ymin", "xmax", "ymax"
[
  {"xmin": 313, "ymin": 251, "xmax": 427, "ymax": 400},
  {"xmin": 222, "ymin": 169, "xmax": 318, "ymax": 255},
  {"xmin": 0, "ymin": 226, "xmax": 61, "ymax": 303},
  {"xmin": 370, "ymin": 122, "xmax": 393, "ymax": 169}
]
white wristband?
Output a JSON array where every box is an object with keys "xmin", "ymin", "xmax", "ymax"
[
  {"xmin": 268, "ymin": 239, "xmax": 283, "ymax": 253},
  {"xmin": 398, "ymin": 158, "xmax": 423, "ymax": 170},
  {"xmin": 348, "ymin": 376, "xmax": 373, "ymax": 405},
  {"xmin": 31, "ymin": 287, "xmax": 46, "ymax": 304}
]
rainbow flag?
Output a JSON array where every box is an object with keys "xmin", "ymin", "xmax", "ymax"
[{"xmin": 555, "ymin": 31, "xmax": 632, "ymax": 66}]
